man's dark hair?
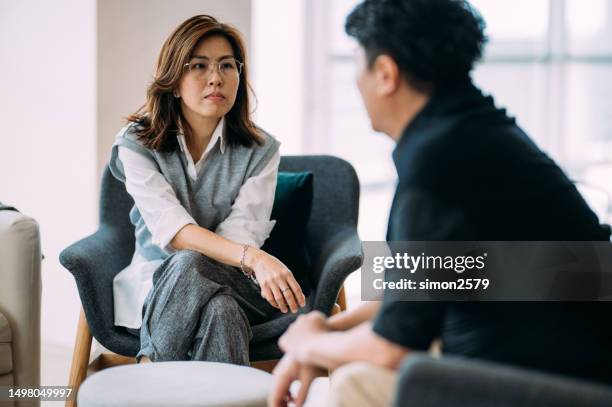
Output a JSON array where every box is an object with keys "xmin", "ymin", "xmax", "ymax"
[{"xmin": 345, "ymin": 0, "xmax": 487, "ymax": 90}]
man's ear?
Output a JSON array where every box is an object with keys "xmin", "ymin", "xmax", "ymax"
[{"xmin": 373, "ymin": 54, "xmax": 400, "ymax": 97}]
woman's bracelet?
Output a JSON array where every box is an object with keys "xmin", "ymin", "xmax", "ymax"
[{"xmin": 240, "ymin": 244, "xmax": 257, "ymax": 282}]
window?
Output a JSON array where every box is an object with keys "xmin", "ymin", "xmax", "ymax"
[{"xmin": 306, "ymin": 0, "xmax": 612, "ymax": 228}]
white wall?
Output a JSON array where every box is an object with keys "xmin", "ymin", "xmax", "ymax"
[
  {"xmin": 251, "ymin": 0, "xmax": 305, "ymax": 154},
  {"xmin": 0, "ymin": 0, "xmax": 97, "ymax": 348}
]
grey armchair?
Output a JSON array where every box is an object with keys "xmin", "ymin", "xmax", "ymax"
[
  {"xmin": 59, "ymin": 155, "xmax": 363, "ymax": 403},
  {"xmin": 394, "ymin": 353, "xmax": 612, "ymax": 407}
]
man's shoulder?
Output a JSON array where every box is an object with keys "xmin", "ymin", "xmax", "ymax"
[{"xmin": 396, "ymin": 120, "xmax": 537, "ymax": 188}]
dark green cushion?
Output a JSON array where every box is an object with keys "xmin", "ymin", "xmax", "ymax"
[{"xmin": 262, "ymin": 172, "xmax": 314, "ymax": 294}]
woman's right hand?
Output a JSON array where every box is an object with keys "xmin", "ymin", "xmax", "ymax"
[{"xmin": 245, "ymin": 247, "xmax": 306, "ymax": 313}]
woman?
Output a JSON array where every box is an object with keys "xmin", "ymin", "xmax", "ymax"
[{"xmin": 108, "ymin": 15, "xmax": 305, "ymax": 365}]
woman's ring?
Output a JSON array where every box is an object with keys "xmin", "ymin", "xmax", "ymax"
[{"xmin": 281, "ymin": 287, "xmax": 290, "ymax": 292}]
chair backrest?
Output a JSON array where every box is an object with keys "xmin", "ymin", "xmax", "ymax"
[
  {"xmin": 278, "ymin": 155, "xmax": 360, "ymax": 265},
  {"xmin": 100, "ymin": 166, "xmax": 135, "ymax": 233}
]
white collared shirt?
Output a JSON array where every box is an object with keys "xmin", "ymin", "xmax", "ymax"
[
  {"xmin": 177, "ymin": 116, "xmax": 228, "ymax": 181},
  {"xmin": 113, "ymin": 118, "xmax": 279, "ymax": 328}
]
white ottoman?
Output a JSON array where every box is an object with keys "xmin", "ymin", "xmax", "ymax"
[{"xmin": 77, "ymin": 362, "xmax": 273, "ymax": 407}]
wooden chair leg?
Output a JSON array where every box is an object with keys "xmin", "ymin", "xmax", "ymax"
[
  {"xmin": 89, "ymin": 353, "xmax": 136, "ymax": 372},
  {"xmin": 337, "ymin": 286, "xmax": 347, "ymax": 311},
  {"xmin": 251, "ymin": 359, "xmax": 279, "ymax": 373},
  {"xmin": 66, "ymin": 308, "xmax": 92, "ymax": 407}
]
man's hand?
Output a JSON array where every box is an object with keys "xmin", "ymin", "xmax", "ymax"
[
  {"xmin": 268, "ymin": 355, "xmax": 326, "ymax": 407},
  {"xmin": 278, "ymin": 311, "xmax": 329, "ymax": 362}
]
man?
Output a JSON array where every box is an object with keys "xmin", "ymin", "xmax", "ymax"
[{"xmin": 269, "ymin": 0, "xmax": 612, "ymax": 406}]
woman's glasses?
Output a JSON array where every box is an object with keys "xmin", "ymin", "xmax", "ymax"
[{"xmin": 184, "ymin": 57, "xmax": 243, "ymax": 80}]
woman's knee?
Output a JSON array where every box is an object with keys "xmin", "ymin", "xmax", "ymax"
[
  {"xmin": 168, "ymin": 250, "xmax": 214, "ymax": 279},
  {"xmin": 170, "ymin": 250, "xmax": 225, "ymax": 279},
  {"xmin": 170, "ymin": 249, "xmax": 207, "ymax": 269},
  {"xmin": 148, "ymin": 250, "xmax": 213, "ymax": 298}
]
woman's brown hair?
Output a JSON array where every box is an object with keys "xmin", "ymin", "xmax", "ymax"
[{"xmin": 127, "ymin": 15, "xmax": 262, "ymax": 151}]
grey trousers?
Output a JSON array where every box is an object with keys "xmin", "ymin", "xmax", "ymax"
[{"xmin": 134, "ymin": 249, "xmax": 278, "ymax": 365}]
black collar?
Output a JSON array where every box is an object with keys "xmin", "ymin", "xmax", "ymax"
[{"xmin": 392, "ymin": 79, "xmax": 512, "ymax": 175}]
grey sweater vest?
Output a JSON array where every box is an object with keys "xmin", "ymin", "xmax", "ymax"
[{"xmin": 109, "ymin": 124, "xmax": 280, "ymax": 262}]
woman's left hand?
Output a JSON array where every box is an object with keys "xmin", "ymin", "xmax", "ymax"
[{"xmin": 246, "ymin": 247, "xmax": 306, "ymax": 313}]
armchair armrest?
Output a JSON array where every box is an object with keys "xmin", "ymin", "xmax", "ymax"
[
  {"xmin": 311, "ymin": 226, "xmax": 363, "ymax": 314},
  {"xmin": 60, "ymin": 225, "xmax": 134, "ymax": 280},
  {"xmin": 59, "ymin": 225, "xmax": 134, "ymax": 348},
  {"xmin": 394, "ymin": 353, "xmax": 612, "ymax": 407},
  {"xmin": 0, "ymin": 210, "xmax": 41, "ymax": 387}
]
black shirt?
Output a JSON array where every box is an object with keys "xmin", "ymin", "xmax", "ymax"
[{"xmin": 372, "ymin": 80, "xmax": 612, "ymax": 385}]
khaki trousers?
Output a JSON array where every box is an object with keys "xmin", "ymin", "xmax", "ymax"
[{"xmin": 327, "ymin": 362, "xmax": 398, "ymax": 407}]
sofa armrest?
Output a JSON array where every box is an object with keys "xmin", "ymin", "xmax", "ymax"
[
  {"xmin": 0, "ymin": 210, "xmax": 42, "ymax": 388},
  {"xmin": 394, "ymin": 353, "xmax": 612, "ymax": 407},
  {"xmin": 311, "ymin": 226, "xmax": 363, "ymax": 314}
]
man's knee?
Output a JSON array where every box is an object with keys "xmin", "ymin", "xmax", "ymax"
[
  {"xmin": 329, "ymin": 363, "xmax": 397, "ymax": 407},
  {"xmin": 330, "ymin": 362, "xmax": 373, "ymax": 393}
]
